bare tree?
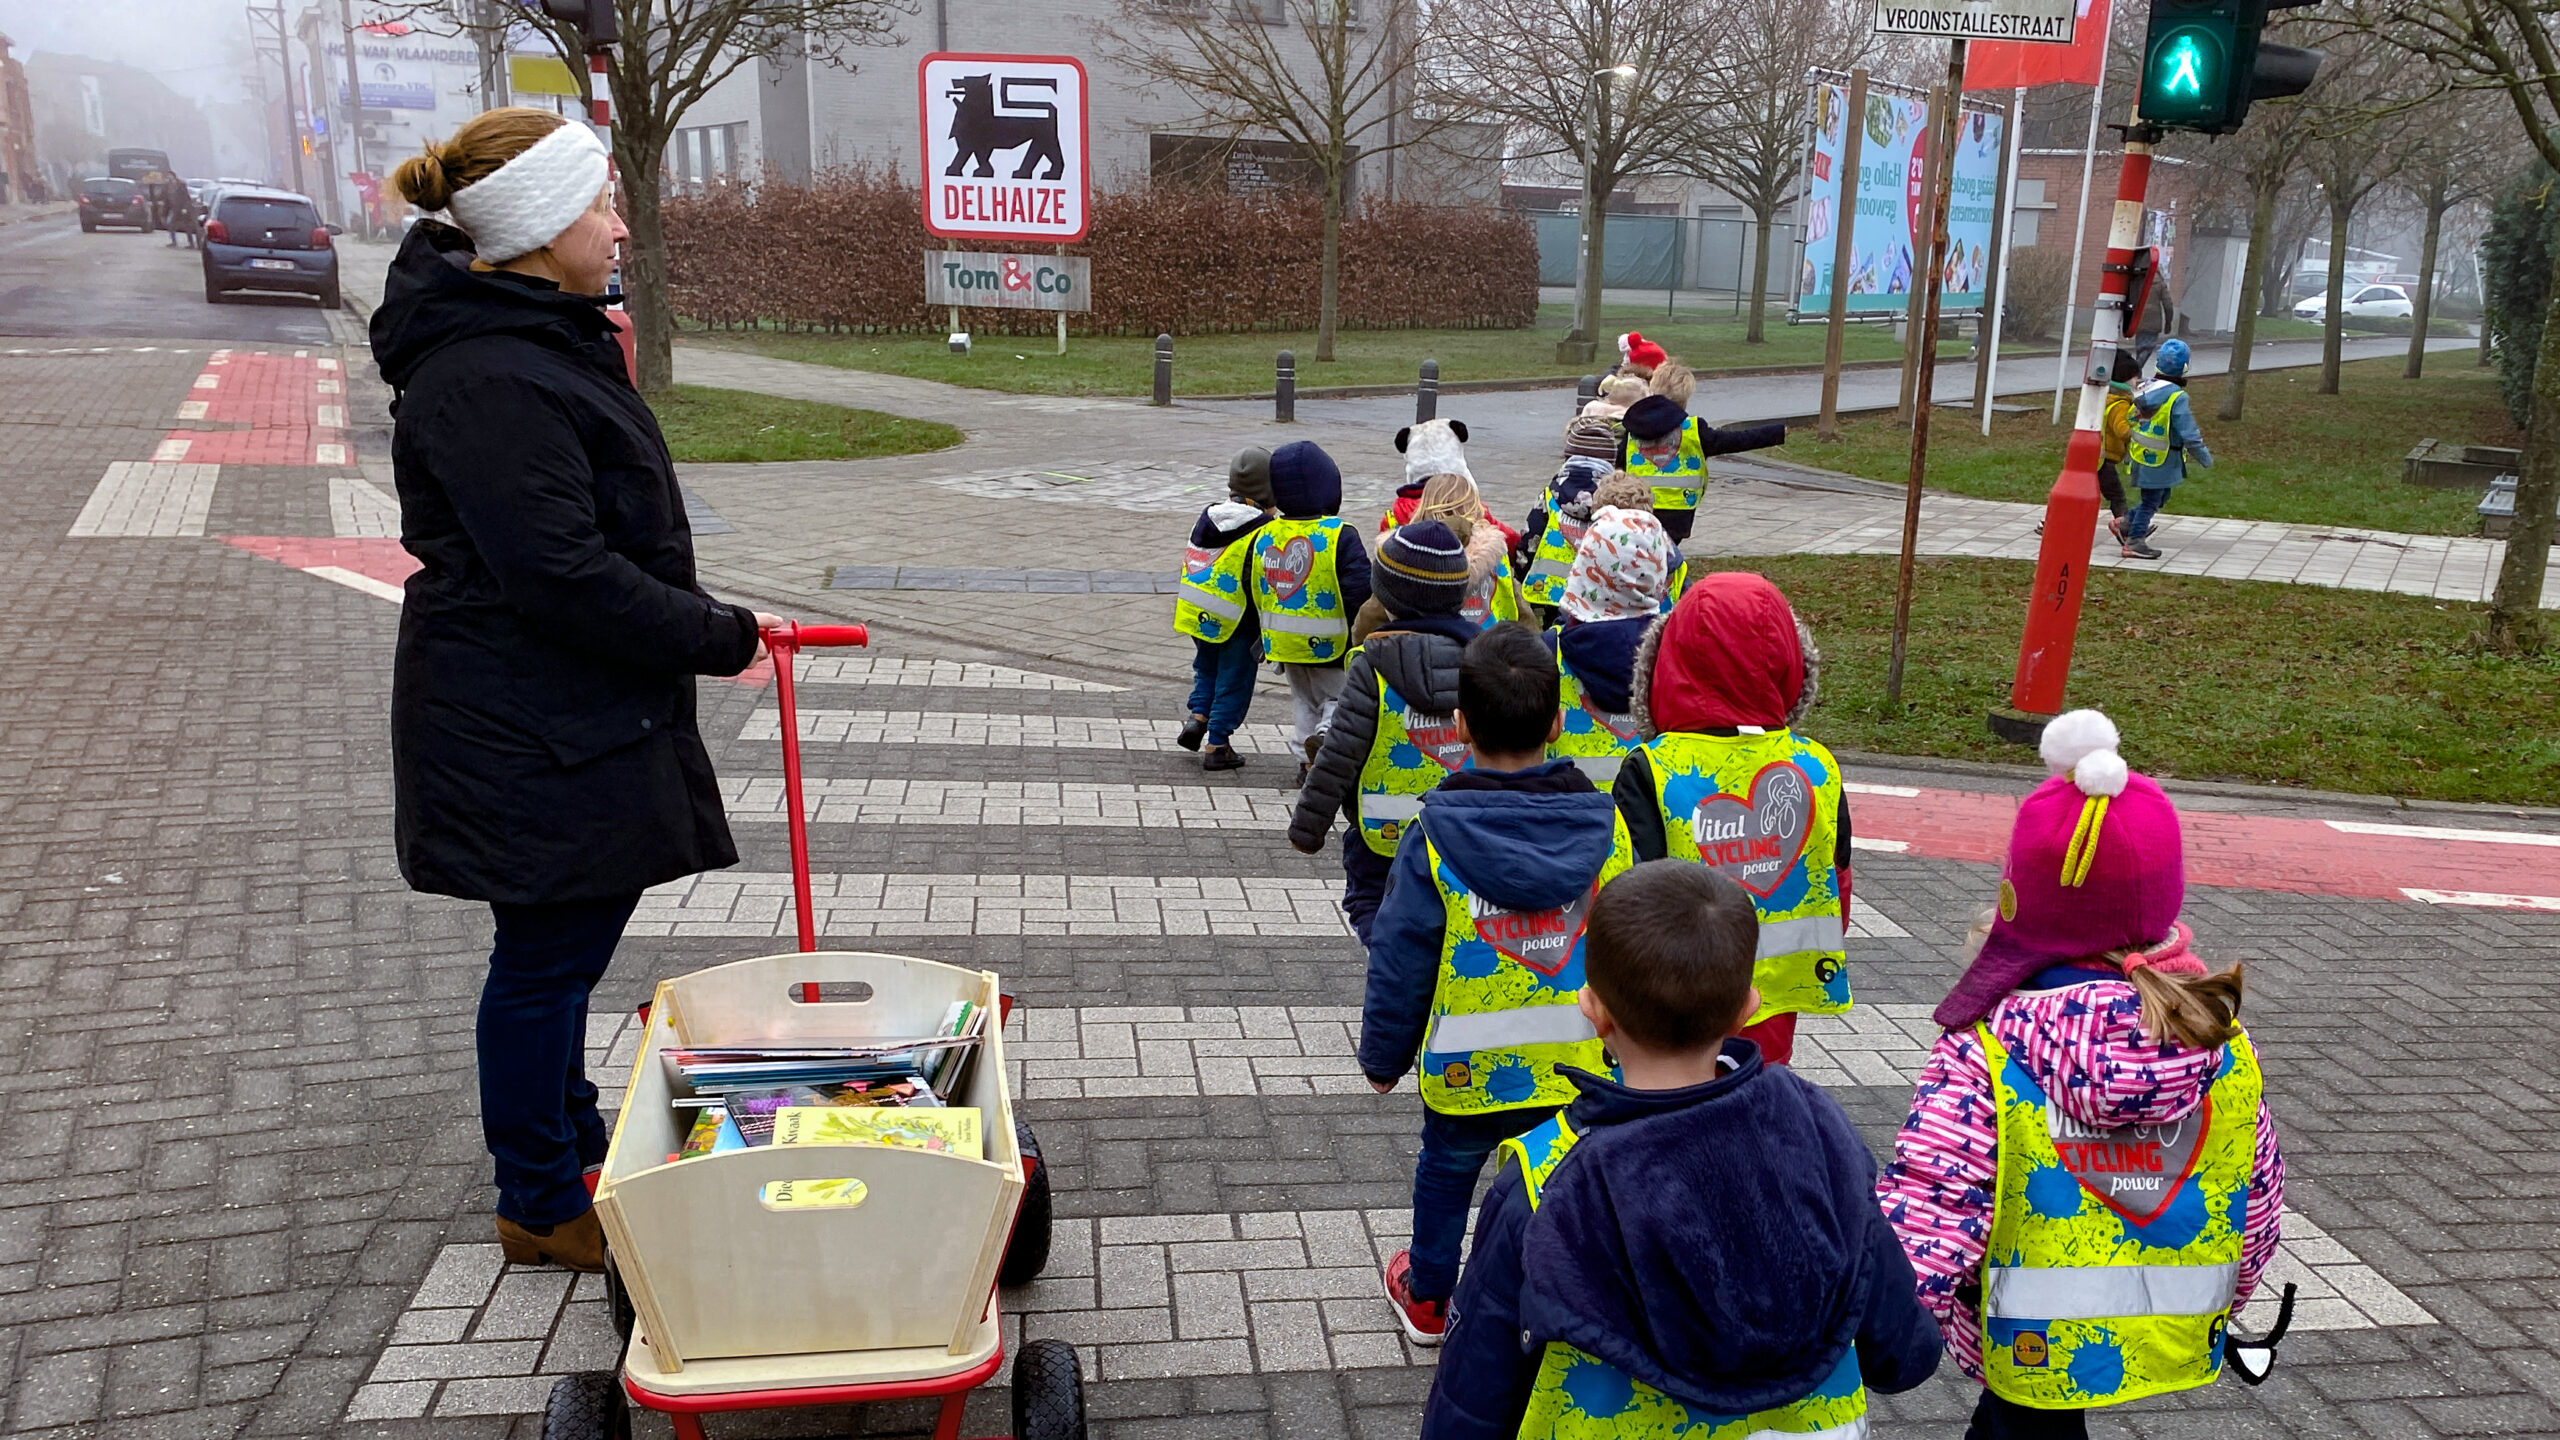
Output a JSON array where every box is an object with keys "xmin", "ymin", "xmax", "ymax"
[
  {"xmin": 2394, "ymin": 90, "xmax": 2524, "ymax": 377},
  {"xmin": 2373, "ymin": 0, "xmax": 2560, "ymax": 648},
  {"xmin": 394, "ymin": 0, "xmax": 911, "ymax": 395},
  {"xmin": 2193, "ymin": 70, "xmax": 2312, "ymax": 422},
  {"xmin": 1675, "ymin": 0, "xmax": 1869, "ymax": 343},
  {"xmin": 1095, "ymin": 0, "xmax": 1441, "ymax": 364},
  {"xmin": 2298, "ymin": 37, "xmax": 2431, "ymax": 396},
  {"xmin": 1432, "ymin": 0, "xmax": 1728, "ymax": 362}
]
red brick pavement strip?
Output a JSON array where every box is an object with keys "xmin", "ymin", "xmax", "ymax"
[
  {"xmin": 159, "ymin": 351, "xmax": 346, "ymax": 467},
  {"xmin": 1853, "ymin": 785, "xmax": 2560, "ymax": 906}
]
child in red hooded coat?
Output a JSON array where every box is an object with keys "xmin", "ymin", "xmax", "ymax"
[{"xmin": 1609, "ymin": 573, "xmax": 1856, "ymax": 1064}]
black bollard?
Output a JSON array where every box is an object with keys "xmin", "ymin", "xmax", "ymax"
[
  {"xmin": 1416, "ymin": 359, "xmax": 1439, "ymax": 423},
  {"xmin": 1275, "ymin": 350, "xmax": 1296, "ymax": 423},
  {"xmin": 1576, "ymin": 373, "xmax": 1600, "ymax": 416},
  {"xmin": 1152, "ymin": 333, "xmax": 1173, "ymax": 407}
]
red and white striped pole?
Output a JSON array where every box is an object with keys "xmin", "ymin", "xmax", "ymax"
[{"xmin": 1992, "ymin": 120, "xmax": 2157, "ymax": 741}]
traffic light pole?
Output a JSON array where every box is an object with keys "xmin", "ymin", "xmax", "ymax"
[{"xmin": 1990, "ymin": 119, "xmax": 2159, "ymax": 744}]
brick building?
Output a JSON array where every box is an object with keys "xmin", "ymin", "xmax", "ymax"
[{"xmin": 0, "ymin": 35, "xmax": 37, "ymax": 203}]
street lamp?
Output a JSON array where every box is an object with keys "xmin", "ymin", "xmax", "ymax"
[{"xmin": 1566, "ymin": 65, "xmax": 1639, "ymax": 364}]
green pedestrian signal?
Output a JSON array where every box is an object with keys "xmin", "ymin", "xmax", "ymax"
[{"xmin": 2137, "ymin": 0, "xmax": 2324, "ymax": 135}]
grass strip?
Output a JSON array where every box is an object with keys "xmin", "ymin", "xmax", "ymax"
[{"xmin": 650, "ymin": 385, "xmax": 962, "ymax": 464}]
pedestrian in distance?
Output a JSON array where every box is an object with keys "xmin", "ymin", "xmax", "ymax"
[
  {"xmin": 1358, "ymin": 623, "xmax": 1634, "ymax": 1347},
  {"xmin": 1612, "ymin": 572, "xmax": 1858, "ymax": 1067},
  {"xmin": 1173, "ymin": 446, "xmax": 1275, "ymax": 773},
  {"xmin": 2122, "ymin": 338, "xmax": 2212, "ymax": 560},
  {"xmin": 1289, "ymin": 520, "xmax": 1479, "ymax": 943},
  {"xmin": 1618, "ymin": 393, "xmax": 1788, "ymax": 546},
  {"xmin": 372, "ymin": 108, "xmax": 781, "ymax": 1273},
  {"xmin": 1877, "ymin": 710, "xmax": 2286, "ymax": 1440},
  {"xmin": 1418, "ymin": 860, "xmax": 1944, "ymax": 1439},
  {"xmin": 1249, "ymin": 440, "xmax": 1370, "ymax": 781},
  {"xmin": 1545, "ymin": 494, "xmax": 1681, "ymax": 790}
]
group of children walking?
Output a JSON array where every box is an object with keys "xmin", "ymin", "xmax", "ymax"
[{"xmin": 1171, "ymin": 339, "xmax": 2283, "ymax": 1438}]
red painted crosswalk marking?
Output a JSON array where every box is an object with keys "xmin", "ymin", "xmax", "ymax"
[{"xmin": 160, "ymin": 352, "xmax": 348, "ymax": 467}]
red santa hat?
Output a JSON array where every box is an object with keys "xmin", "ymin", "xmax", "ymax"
[{"xmin": 1617, "ymin": 332, "xmax": 1668, "ymax": 371}]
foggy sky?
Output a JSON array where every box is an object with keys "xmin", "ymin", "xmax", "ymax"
[{"xmin": 0, "ymin": 0, "xmax": 254, "ymax": 104}]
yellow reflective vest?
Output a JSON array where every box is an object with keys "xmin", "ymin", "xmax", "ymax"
[
  {"xmin": 1548, "ymin": 638, "xmax": 1641, "ymax": 790},
  {"xmin": 1499, "ymin": 1114, "xmax": 1873, "ymax": 1439},
  {"xmin": 1979, "ymin": 1019, "xmax": 2263, "ymax": 1410},
  {"xmin": 2127, "ymin": 381, "xmax": 2180, "ymax": 469},
  {"xmin": 1524, "ymin": 500, "xmax": 1590, "ymax": 609},
  {"xmin": 1174, "ymin": 532, "xmax": 1257, "ymax": 643},
  {"xmin": 1356, "ymin": 660, "xmax": 1472, "ymax": 858},
  {"xmin": 1622, "ymin": 417, "xmax": 1708, "ymax": 515},
  {"xmin": 1636, "ymin": 729, "xmax": 1850, "ymax": 1021},
  {"xmin": 1250, "ymin": 516, "xmax": 1351, "ymax": 664},
  {"xmin": 1417, "ymin": 817, "xmax": 1635, "ymax": 1115},
  {"xmin": 1462, "ymin": 571, "xmax": 1525, "ymax": 631}
]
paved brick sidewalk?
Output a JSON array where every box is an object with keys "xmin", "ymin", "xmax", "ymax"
[{"xmin": 6, "ymin": 320, "xmax": 2560, "ymax": 1440}]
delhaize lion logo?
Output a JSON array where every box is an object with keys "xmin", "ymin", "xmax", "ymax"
[
  {"xmin": 943, "ymin": 74, "xmax": 1065, "ymax": 180},
  {"xmin": 1688, "ymin": 761, "xmax": 1815, "ymax": 897}
]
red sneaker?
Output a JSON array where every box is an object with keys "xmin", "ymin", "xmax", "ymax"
[{"xmin": 1383, "ymin": 1249, "xmax": 1448, "ymax": 1346}]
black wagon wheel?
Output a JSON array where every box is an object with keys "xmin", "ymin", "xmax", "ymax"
[
  {"xmin": 540, "ymin": 1372, "xmax": 629, "ymax": 1440},
  {"xmin": 601, "ymin": 1251, "xmax": 637, "ymax": 1343},
  {"xmin": 1011, "ymin": 1338, "xmax": 1086, "ymax": 1440},
  {"xmin": 999, "ymin": 1119, "xmax": 1053, "ymax": 1287}
]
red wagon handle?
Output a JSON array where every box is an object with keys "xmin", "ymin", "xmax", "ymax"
[{"xmin": 759, "ymin": 622, "xmax": 870, "ymax": 970}]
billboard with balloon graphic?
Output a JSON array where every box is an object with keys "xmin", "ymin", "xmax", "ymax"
[{"xmin": 1794, "ymin": 72, "xmax": 2005, "ymax": 319}]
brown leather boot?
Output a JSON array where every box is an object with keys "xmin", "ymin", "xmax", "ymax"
[{"xmin": 495, "ymin": 1209, "xmax": 607, "ymax": 1272}]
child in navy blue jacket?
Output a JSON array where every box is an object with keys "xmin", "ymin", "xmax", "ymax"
[{"xmin": 1420, "ymin": 861, "xmax": 1940, "ymax": 1439}]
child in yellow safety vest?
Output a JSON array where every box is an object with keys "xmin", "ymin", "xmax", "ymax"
[
  {"xmin": 1355, "ymin": 624, "xmax": 1630, "ymax": 1347},
  {"xmin": 1618, "ymin": 393, "xmax": 1788, "ymax": 545},
  {"xmin": 1290, "ymin": 521, "xmax": 1480, "ymax": 942},
  {"xmin": 1172, "ymin": 446, "xmax": 1275, "ymax": 772},
  {"xmin": 1412, "ymin": 473, "xmax": 1525, "ymax": 634},
  {"xmin": 1418, "ymin": 861, "xmax": 1943, "ymax": 1438},
  {"xmin": 1251, "ymin": 441, "xmax": 1371, "ymax": 774},
  {"xmin": 1877, "ymin": 711, "xmax": 2287, "ymax": 1440},
  {"xmin": 1612, "ymin": 573, "xmax": 1857, "ymax": 1069}
]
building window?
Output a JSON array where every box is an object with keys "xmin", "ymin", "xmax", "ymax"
[{"xmin": 667, "ymin": 121, "xmax": 748, "ymax": 195}]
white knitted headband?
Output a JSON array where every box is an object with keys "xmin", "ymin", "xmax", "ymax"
[{"xmin": 442, "ymin": 122, "xmax": 609, "ymax": 263}]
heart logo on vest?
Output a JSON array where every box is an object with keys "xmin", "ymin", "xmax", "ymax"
[
  {"xmin": 1580, "ymin": 694, "xmax": 1639, "ymax": 742},
  {"xmin": 1689, "ymin": 761, "xmax": 1815, "ymax": 898},
  {"xmin": 2047, "ymin": 1103, "xmax": 2211, "ymax": 1226},
  {"xmin": 1405, "ymin": 711, "xmax": 1471, "ymax": 771},
  {"xmin": 1262, "ymin": 535, "xmax": 1314, "ymax": 604},
  {"xmin": 1468, "ymin": 887, "xmax": 1595, "ymax": 977}
]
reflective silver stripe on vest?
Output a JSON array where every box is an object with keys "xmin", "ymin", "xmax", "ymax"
[
  {"xmin": 1983, "ymin": 1262, "xmax": 2240, "ymax": 1321},
  {"xmin": 1179, "ymin": 583, "xmax": 1245, "ymax": 622},
  {"xmin": 1425, "ymin": 1004, "xmax": 1598, "ymax": 1055},
  {"xmin": 1362, "ymin": 794, "xmax": 1425, "ymax": 823},
  {"xmin": 1758, "ymin": 913, "xmax": 1845, "ymax": 960},
  {"xmin": 1527, "ymin": 551, "xmax": 1574, "ymax": 582},
  {"xmin": 1569, "ymin": 755, "xmax": 1622, "ymax": 786},
  {"xmin": 1262, "ymin": 612, "xmax": 1349, "ymax": 639}
]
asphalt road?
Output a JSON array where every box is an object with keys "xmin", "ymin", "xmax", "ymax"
[{"xmin": 0, "ymin": 212, "xmax": 338, "ymax": 346}]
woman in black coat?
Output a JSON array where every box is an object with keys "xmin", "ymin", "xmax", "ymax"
[{"xmin": 373, "ymin": 109, "xmax": 775, "ymax": 1271}]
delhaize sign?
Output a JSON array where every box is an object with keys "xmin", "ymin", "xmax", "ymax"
[{"xmin": 919, "ymin": 52, "xmax": 1090, "ymax": 243}]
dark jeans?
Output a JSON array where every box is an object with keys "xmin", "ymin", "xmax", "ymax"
[
  {"xmin": 1656, "ymin": 505, "xmax": 1697, "ymax": 545},
  {"xmin": 1186, "ymin": 635, "xmax": 1259, "ymax": 747},
  {"xmin": 2094, "ymin": 459, "xmax": 2128, "ymax": 518},
  {"xmin": 1342, "ymin": 830, "xmax": 1394, "ymax": 946},
  {"xmin": 480, "ymin": 893, "xmax": 641, "ymax": 1226},
  {"xmin": 1966, "ymin": 1389, "xmax": 2088, "ymax": 1439},
  {"xmin": 2126, "ymin": 485, "xmax": 2175, "ymax": 542},
  {"xmin": 1409, "ymin": 1104, "xmax": 1559, "ymax": 1301}
]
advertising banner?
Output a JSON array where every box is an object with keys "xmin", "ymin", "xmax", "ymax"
[
  {"xmin": 1795, "ymin": 77, "xmax": 2005, "ymax": 318},
  {"xmin": 923, "ymin": 250, "xmax": 1092, "ymax": 311}
]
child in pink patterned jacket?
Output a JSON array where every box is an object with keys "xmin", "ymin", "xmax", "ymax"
[{"xmin": 1876, "ymin": 710, "xmax": 2285, "ymax": 1440}]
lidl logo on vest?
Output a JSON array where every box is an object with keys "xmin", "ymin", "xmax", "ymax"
[
  {"xmin": 1404, "ymin": 711, "xmax": 1470, "ymax": 770},
  {"xmin": 2012, "ymin": 1331, "xmax": 2050, "ymax": 1368},
  {"xmin": 1262, "ymin": 535, "xmax": 1315, "ymax": 603},
  {"xmin": 1689, "ymin": 761, "xmax": 1814, "ymax": 896},
  {"xmin": 1441, "ymin": 1060, "xmax": 1472, "ymax": 1089},
  {"xmin": 2048, "ymin": 1107, "xmax": 2210, "ymax": 1224},
  {"xmin": 1466, "ymin": 888, "xmax": 1594, "ymax": 977}
]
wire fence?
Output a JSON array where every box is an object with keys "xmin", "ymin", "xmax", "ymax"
[{"xmin": 1522, "ymin": 209, "xmax": 1811, "ymax": 316}]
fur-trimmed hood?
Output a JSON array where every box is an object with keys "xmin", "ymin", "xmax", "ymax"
[
  {"xmin": 1462, "ymin": 522, "xmax": 1508, "ymax": 587},
  {"xmin": 1631, "ymin": 574, "xmax": 1823, "ymax": 739}
]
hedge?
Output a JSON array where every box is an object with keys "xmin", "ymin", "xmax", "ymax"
[{"xmin": 661, "ymin": 173, "xmax": 1540, "ymax": 336}]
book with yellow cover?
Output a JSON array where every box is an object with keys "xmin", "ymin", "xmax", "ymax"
[{"xmin": 771, "ymin": 1105, "xmax": 984, "ymax": 1158}]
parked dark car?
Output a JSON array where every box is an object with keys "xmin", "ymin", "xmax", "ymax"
[
  {"xmin": 203, "ymin": 188, "xmax": 341, "ymax": 308},
  {"xmin": 77, "ymin": 177, "xmax": 150, "ymax": 233}
]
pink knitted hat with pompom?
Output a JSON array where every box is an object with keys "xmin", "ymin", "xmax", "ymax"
[{"xmin": 1934, "ymin": 710, "xmax": 2188, "ymax": 1028}]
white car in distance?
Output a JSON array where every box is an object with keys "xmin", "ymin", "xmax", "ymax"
[{"xmin": 2295, "ymin": 283, "xmax": 2416, "ymax": 321}]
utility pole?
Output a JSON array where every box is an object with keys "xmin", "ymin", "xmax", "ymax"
[
  {"xmin": 247, "ymin": 0, "xmax": 307, "ymax": 197},
  {"xmin": 338, "ymin": 0, "xmax": 368, "ymax": 235}
]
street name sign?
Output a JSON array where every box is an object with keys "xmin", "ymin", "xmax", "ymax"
[
  {"xmin": 918, "ymin": 52, "xmax": 1090, "ymax": 243},
  {"xmin": 1873, "ymin": 0, "xmax": 2077, "ymax": 40}
]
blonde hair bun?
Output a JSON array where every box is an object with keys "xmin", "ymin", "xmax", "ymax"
[
  {"xmin": 392, "ymin": 145, "xmax": 458, "ymax": 212},
  {"xmin": 391, "ymin": 107, "xmax": 568, "ymax": 215}
]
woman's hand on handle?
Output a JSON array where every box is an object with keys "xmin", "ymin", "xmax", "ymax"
[{"xmin": 751, "ymin": 612, "xmax": 785, "ymax": 659}]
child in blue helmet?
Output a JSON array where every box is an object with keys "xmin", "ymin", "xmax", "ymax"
[{"xmin": 2122, "ymin": 339, "xmax": 2212, "ymax": 561}]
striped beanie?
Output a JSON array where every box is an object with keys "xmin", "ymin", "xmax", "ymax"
[
  {"xmin": 1373, "ymin": 520, "xmax": 1469, "ymax": 619},
  {"xmin": 1564, "ymin": 414, "xmax": 1621, "ymax": 461}
]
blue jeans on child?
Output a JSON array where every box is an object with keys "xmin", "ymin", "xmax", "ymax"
[
  {"xmin": 2125, "ymin": 485, "xmax": 2174, "ymax": 542},
  {"xmin": 1408, "ymin": 1104, "xmax": 1561, "ymax": 1301},
  {"xmin": 480, "ymin": 893, "xmax": 640, "ymax": 1226},
  {"xmin": 1187, "ymin": 635, "xmax": 1259, "ymax": 747}
]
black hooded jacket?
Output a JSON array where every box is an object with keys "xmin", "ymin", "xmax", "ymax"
[{"xmin": 371, "ymin": 221, "xmax": 759, "ymax": 904}]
